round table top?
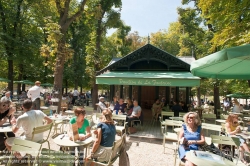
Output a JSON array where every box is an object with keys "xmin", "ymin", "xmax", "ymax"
[
  {"xmin": 215, "ymin": 119, "xmax": 226, "ymax": 123},
  {"xmin": 186, "ymin": 151, "xmax": 235, "ymax": 166},
  {"xmin": 0, "ymin": 126, "xmax": 12, "ymax": 132},
  {"xmin": 169, "ymin": 117, "xmax": 183, "ymax": 121},
  {"xmin": 53, "ymin": 134, "xmax": 93, "ymax": 147},
  {"xmin": 244, "ymin": 117, "xmax": 250, "ymax": 120},
  {"xmin": 65, "ymin": 110, "xmax": 74, "ymax": 114},
  {"xmin": 229, "ymin": 112, "xmax": 242, "ymax": 115},
  {"xmin": 49, "ymin": 115, "xmax": 69, "ymax": 121},
  {"xmin": 173, "ymin": 127, "xmax": 182, "ymax": 133},
  {"xmin": 40, "ymin": 106, "xmax": 49, "ymax": 110}
]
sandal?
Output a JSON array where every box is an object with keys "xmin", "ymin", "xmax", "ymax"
[{"xmin": 241, "ymin": 159, "xmax": 248, "ymax": 165}]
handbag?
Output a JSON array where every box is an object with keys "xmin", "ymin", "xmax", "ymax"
[
  {"xmin": 128, "ymin": 127, "xmax": 137, "ymax": 134},
  {"xmin": 127, "ymin": 108, "xmax": 133, "ymax": 116},
  {"xmin": 198, "ymin": 143, "xmax": 233, "ymax": 161}
]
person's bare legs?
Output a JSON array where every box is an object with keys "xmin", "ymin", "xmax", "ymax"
[
  {"xmin": 239, "ymin": 146, "xmax": 248, "ymax": 164},
  {"xmin": 242, "ymin": 143, "xmax": 250, "ymax": 152},
  {"xmin": 184, "ymin": 157, "xmax": 196, "ymax": 166}
]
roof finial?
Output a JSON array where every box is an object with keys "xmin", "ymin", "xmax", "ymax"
[{"xmin": 148, "ymin": 34, "xmax": 150, "ymax": 44}]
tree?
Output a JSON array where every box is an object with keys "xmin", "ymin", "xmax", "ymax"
[
  {"xmin": 40, "ymin": 0, "xmax": 88, "ymax": 111},
  {"xmin": 85, "ymin": 0, "xmax": 123, "ymax": 108},
  {"xmin": 197, "ymin": 0, "xmax": 250, "ymax": 50}
]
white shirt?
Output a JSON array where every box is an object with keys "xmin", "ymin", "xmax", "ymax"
[
  {"xmin": 1, "ymin": 96, "xmax": 11, "ymax": 102},
  {"xmin": 98, "ymin": 101, "xmax": 107, "ymax": 110},
  {"xmin": 16, "ymin": 110, "xmax": 46, "ymax": 142},
  {"xmin": 233, "ymin": 105, "xmax": 242, "ymax": 113},
  {"xmin": 73, "ymin": 90, "xmax": 79, "ymax": 97},
  {"xmin": 27, "ymin": 85, "xmax": 41, "ymax": 101}
]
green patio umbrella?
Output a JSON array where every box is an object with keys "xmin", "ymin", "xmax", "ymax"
[
  {"xmin": 226, "ymin": 93, "xmax": 250, "ymax": 99},
  {"xmin": 0, "ymin": 77, "xmax": 10, "ymax": 82},
  {"xmin": 190, "ymin": 44, "xmax": 250, "ymax": 79},
  {"xmin": 41, "ymin": 83, "xmax": 54, "ymax": 87},
  {"xmin": 14, "ymin": 80, "xmax": 34, "ymax": 85}
]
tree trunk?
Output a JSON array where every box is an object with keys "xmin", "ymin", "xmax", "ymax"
[
  {"xmin": 7, "ymin": 60, "xmax": 13, "ymax": 92},
  {"xmin": 92, "ymin": 19, "xmax": 102, "ymax": 110},
  {"xmin": 196, "ymin": 87, "xmax": 201, "ymax": 107},
  {"xmin": 213, "ymin": 81, "xmax": 220, "ymax": 118},
  {"xmin": 53, "ymin": 39, "xmax": 66, "ymax": 112},
  {"xmin": 17, "ymin": 64, "xmax": 23, "ymax": 95},
  {"xmin": 92, "ymin": 81, "xmax": 98, "ymax": 110}
]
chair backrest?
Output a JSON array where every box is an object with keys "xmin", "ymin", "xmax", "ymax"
[
  {"xmin": 10, "ymin": 138, "xmax": 41, "ymax": 165},
  {"xmin": 220, "ymin": 114, "xmax": 229, "ymax": 120},
  {"xmin": 109, "ymin": 134, "xmax": 125, "ymax": 164},
  {"xmin": 161, "ymin": 111, "xmax": 174, "ymax": 120},
  {"xmin": 179, "ymin": 112, "xmax": 186, "ymax": 117},
  {"xmin": 202, "ymin": 123, "xmax": 222, "ymax": 132},
  {"xmin": 31, "ymin": 123, "xmax": 53, "ymax": 142},
  {"xmin": 211, "ymin": 135, "xmax": 240, "ymax": 147},
  {"xmin": 202, "ymin": 114, "xmax": 216, "ymax": 119},
  {"xmin": 112, "ymin": 114, "xmax": 126, "ymax": 121}
]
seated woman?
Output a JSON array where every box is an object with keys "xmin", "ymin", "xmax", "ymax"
[
  {"xmin": 88, "ymin": 109, "xmax": 116, "ymax": 165},
  {"xmin": 126, "ymin": 98, "xmax": 133, "ymax": 115},
  {"xmin": 0, "ymin": 100, "xmax": 16, "ymax": 151},
  {"xmin": 225, "ymin": 114, "xmax": 249, "ymax": 164},
  {"xmin": 152, "ymin": 98, "xmax": 162, "ymax": 120},
  {"xmin": 178, "ymin": 112, "xmax": 205, "ymax": 166},
  {"xmin": 69, "ymin": 107, "xmax": 91, "ymax": 164}
]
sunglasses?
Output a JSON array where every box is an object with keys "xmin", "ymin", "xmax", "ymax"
[
  {"xmin": 233, "ymin": 121, "xmax": 238, "ymax": 124},
  {"xmin": 188, "ymin": 116, "xmax": 194, "ymax": 119}
]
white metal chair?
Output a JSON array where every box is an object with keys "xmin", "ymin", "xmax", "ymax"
[
  {"xmin": 202, "ymin": 113, "xmax": 216, "ymax": 124},
  {"xmin": 7, "ymin": 138, "xmax": 41, "ymax": 166},
  {"xmin": 112, "ymin": 114, "xmax": 127, "ymax": 134},
  {"xmin": 31, "ymin": 123, "xmax": 53, "ymax": 151},
  {"xmin": 211, "ymin": 135, "xmax": 241, "ymax": 165},
  {"xmin": 161, "ymin": 111, "xmax": 174, "ymax": 121},
  {"xmin": 40, "ymin": 148, "xmax": 75, "ymax": 166},
  {"xmin": 85, "ymin": 133, "xmax": 125, "ymax": 166}
]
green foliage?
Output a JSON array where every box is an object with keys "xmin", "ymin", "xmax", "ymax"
[{"xmin": 198, "ymin": 0, "xmax": 250, "ymax": 50}]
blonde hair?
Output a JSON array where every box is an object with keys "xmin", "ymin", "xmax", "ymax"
[
  {"xmin": 226, "ymin": 114, "xmax": 238, "ymax": 125},
  {"xmin": 183, "ymin": 112, "xmax": 201, "ymax": 126},
  {"xmin": 101, "ymin": 109, "xmax": 114, "ymax": 124},
  {"xmin": 232, "ymin": 98, "xmax": 239, "ymax": 106}
]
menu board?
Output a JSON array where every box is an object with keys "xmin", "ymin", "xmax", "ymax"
[
  {"xmin": 195, "ymin": 151, "xmax": 225, "ymax": 165},
  {"xmin": 68, "ymin": 123, "xmax": 79, "ymax": 142}
]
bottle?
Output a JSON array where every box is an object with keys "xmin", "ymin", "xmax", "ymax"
[{"xmin": 50, "ymin": 110, "xmax": 53, "ymax": 116}]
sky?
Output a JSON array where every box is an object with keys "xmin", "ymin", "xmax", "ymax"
[{"xmin": 108, "ymin": 0, "xmax": 193, "ymax": 36}]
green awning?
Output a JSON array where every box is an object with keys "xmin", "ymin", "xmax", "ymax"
[{"xmin": 96, "ymin": 71, "xmax": 200, "ymax": 87}]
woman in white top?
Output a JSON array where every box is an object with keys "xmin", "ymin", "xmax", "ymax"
[{"xmin": 232, "ymin": 98, "xmax": 242, "ymax": 113}]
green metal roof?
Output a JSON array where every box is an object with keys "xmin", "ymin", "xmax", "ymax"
[{"xmin": 96, "ymin": 71, "xmax": 200, "ymax": 87}]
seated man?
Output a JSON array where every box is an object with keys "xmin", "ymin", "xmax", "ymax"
[
  {"xmin": 98, "ymin": 97, "xmax": 107, "ymax": 112},
  {"xmin": 126, "ymin": 100, "xmax": 141, "ymax": 128},
  {"xmin": 114, "ymin": 98, "xmax": 126, "ymax": 114},
  {"xmin": 5, "ymin": 99, "xmax": 53, "ymax": 152}
]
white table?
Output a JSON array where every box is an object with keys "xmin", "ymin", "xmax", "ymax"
[
  {"xmin": 40, "ymin": 106, "xmax": 49, "ymax": 110},
  {"xmin": 186, "ymin": 150, "xmax": 235, "ymax": 166},
  {"xmin": 173, "ymin": 127, "xmax": 182, "ymax": 133},
  {"xmin": 53, "ymin": 134, "xmax": 93, "ymax": 164},
  {"xmin": 0, "ymin": 125, "xmax": 13, "ymax": 138},
  {"xmin": 65, "ymin": 110, "xmax": 74, "ymax": 115},
  {"xmin": 229, "ymin": 112, "xmax": 242, "ymax": 115},
  {"xmin": 169, "ymin": 117, "xmax": 183, "ymax": 121},
  {"xmin": 49, "ymin": 115, "xmax": 69, "ymax": 121},
  {"xmin": 215, "ymin": 119, "xmax": 226, "ymax": 124},
  {"xmin": 244, "ymin": 117, "xmax": 250, "ymax": 121}
]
